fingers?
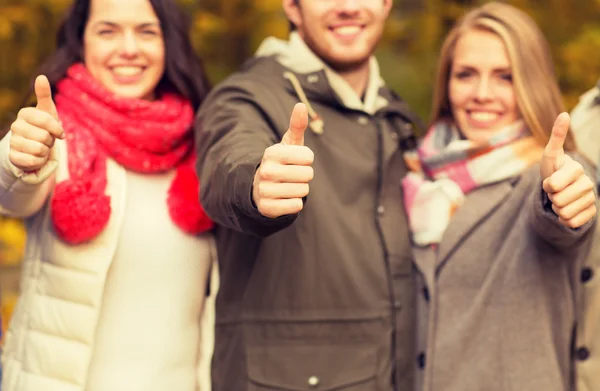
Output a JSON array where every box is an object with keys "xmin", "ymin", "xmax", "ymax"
[
  {"xmin": 11, "ymin": 114, "xmax": 58, "ymax": 148},
  {"xmin": 547, "ymin": 173, "xmax": 594, "ymax": 208},
  {"xmin": 35, "ymin": 75, "xmax": 59, "ymax": 121},
  {"xmin": 263, "ymin": 144, "xmax": 314, "ymax": 166},
  {"xmin": 10, "ymin": 135, "xmax": 51, "ymax": 158},
  {"xmin": 281, "ymin": 103, "xmax": 309, "ymax": 146},
  {"xmin": 253, "ymin": 134, "xmax": 315, "ymax": 218},
  {"xmin": 558, "ymin": 204, "xmax": 597, "ymax": 229},
  {"xmin": 551, "ymin": 186, "xmax": 595, "ymax": 220},
  {"xmin": 9, "ymin": 103, "xmax": 63, "ymax": 172},
  {"xmin": 258, "ymin": 163, "xmax": 314, "ymax": 183},
  {"xmin": 16, "ymin": 107, "xmax": 64, "ymax": 140},
  {"xmin": 543, "ymin": 154, "xmax": 597, "ymax": 229},
  {"xmin": 543, "ymin": 155, "xmax": 583, "ymax": 194},
  {"xmin": 254, "ymin": 198, "xmax": 304, "ymax": 219},
  {"xmin": 255, "ymin": 182, "xmax": 310, "ymax": 200},
  {"xmin": 8, "ymin": 149, "xmax": 50, "ymax": 172}
]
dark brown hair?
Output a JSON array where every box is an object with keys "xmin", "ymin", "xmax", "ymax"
[{"xmin": 31, "ymin": 0, "xmax": 210, "ymax": 111}]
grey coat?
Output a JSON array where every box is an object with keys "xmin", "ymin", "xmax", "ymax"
[{"xmin": 414, "ymin": 162, "xmax": 595, "ymax": 391}]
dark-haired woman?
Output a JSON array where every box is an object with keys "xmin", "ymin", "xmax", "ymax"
[{"xmin": 0, "ymin": 0, "xmax": 216, "ymax": 390}]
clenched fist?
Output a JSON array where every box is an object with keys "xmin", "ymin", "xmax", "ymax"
[
  {"xmin": 541, "ymin": 112, "xmax": 596, "ymax": 228},
  {"xmin": 9, "ymin": 75, "xmax": 64, "ymax": 172},
  {"xmin": 253, "ymin": 103, "xmax": 315, "ymax": 218}
]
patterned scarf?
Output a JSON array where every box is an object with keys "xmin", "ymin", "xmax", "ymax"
[
  {"xmin": 402, "ymin": 120, "xmax": 543, "ymax": 247},
  {"xmin": 51, "ymin": 63, "xmax": 213, "ymax": 244}
]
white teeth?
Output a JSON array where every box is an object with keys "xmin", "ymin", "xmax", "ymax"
[
  {"xmin": 334, "ymin": 26, "xmax": 361, "ymax": 35},
  {"xmin": 470, "ymin": 112, "xmax": 499, "ymax": 122},
  {"xmin": 112, "ymin": 66, "xmax": 143, "ymax": 77}
]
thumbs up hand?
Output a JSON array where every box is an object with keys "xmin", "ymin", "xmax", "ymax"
[
  {"xmin": 252, "ymin": 103, "xmax": 315, "ymax": 218},
  {"xmin": 9, "ymin": 75, "xmax": 64, "ymax": 172},
  {"xmin": 541, "ymin": 112, "xmax": 596, "ymax": 228}
]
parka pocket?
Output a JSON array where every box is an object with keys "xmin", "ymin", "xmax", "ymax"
[{"xmin": 247, "ymin": 344, "xmax": 378, "ymax": 391}]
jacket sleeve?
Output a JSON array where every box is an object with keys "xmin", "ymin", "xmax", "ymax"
[
  {"xmin": 0, "ymin": 131, "xmax": 58, "ymax": 218},
  {"xmin": 528, "ymin": 156, "xmax": 596, "ymax": 249},
  {"xmin": 194, "ymin": 81, "xmax": 298, "ymax": 237}
]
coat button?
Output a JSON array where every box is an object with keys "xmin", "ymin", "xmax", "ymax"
[
  {"xmin": 576, "ymin": 346, "xmax": 591, "ymax": 361},
  {"xmin": 377, "ymin": 205, "xmax": 385, "ymax": 215},
  {"xmin": 581, "ymin": 268, "xmax": 594, "ymax": 283},
  {"xmin": 417, "ymin": 352, "xmax": 426, "ymax": 369},
  {"xmin": 358, "ymin": 116, "xmax": 369, "ymax": 125},
  {"xmin": 308, "ymin": 375, "xmax": 320, "ymax": 387}
]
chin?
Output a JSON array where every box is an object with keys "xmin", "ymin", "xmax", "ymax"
[
  {"xmin": 326, "ymin": 54, "xmax": 371, "ymax": 72},
  {"xmin": 111, "ymin": 87, "xmax": 153, "ymax": 100}
]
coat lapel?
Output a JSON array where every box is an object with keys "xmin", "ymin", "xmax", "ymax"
[{"xmin": 436, "ymin": 178, "xmax": 518, "ymax": 270}]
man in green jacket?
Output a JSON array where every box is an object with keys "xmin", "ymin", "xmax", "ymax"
[{"xmin": 195, "ymin": 1, "xmax": 423, "ymax": 390}]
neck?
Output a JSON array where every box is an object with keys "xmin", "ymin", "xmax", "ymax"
[{"xmin": 337, "ymin": 61, "xmax": 371, "ymax": 97}]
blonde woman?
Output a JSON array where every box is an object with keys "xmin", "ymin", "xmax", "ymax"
[{"xmin": 407, "ymin": 3, "xmax": 596, "ymax": 391}]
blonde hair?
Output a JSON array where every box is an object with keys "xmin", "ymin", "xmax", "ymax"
[{"xmin": 430, "ymin": 2, "xmax": 576, "ymax": 151}]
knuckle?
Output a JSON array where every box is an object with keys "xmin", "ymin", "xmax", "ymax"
[
  {"xmin": 306, "ymin": 166, "xmax": 315, "ymax": 181},
  {"xmin": 34, "ymin": 144, "xmax": 49, "ymax": 158},
  {"xmin": 288, "ymin": 198, "xmax": 303, "ymax": 214},
  {"xmin": 304, "ymin": 147, "xmax": 315, "ymax": 162},
  {"xmin": 45, "ymin": 133, "xmax": 56, "ymax": 147},
  {"xmin": 558, "ymin": 208, "xmax": 574, "ymax": 221},
  {"xmin": 259, "ymin": 164, "xmax": 276, "ymax": 181},
  {"xmin": 41, "ymin": 113, "xmax": 55, "ymax": 130},
  {"xmin": 583, "ymin": 178, "xmax": 594, "ymax": 191},
  {"xmin": 257, "ymin": 183, "xmax": 270, "ymax": 199},
  {"xmin": 257, "ymin": 199, "xmax": 270, "ymax": 214},
  {"xmin": 17, "ymin": 107, "xmax": 31, "ymax": 119},
  {"xmin": 263, "ymin": 145, "xmax": 280, "ymax": 159},
  {"xmin": 10, "ymin": 119, "xmax": 24, "ymax": 135},
  {"xmin": 8, "ymin": 150, "xmax": 19, "ymax": 165},
  {"xmin": 573, "ymin": 163, "xmax": 585, "ymax": 176},
  {"xmin": 552, "ymin": 196, "xmax": 566, "ymax": 208},
  {"xmin": 26, "ymin": 154, "xmax": 39, "ymax": 168},
  {"xmin": 568, "ymin": 218, "xmax": 582, "ymax": 229},
  {"xmin": 302, "ymin": 183, "xmax": 310, "ymax": 196}
]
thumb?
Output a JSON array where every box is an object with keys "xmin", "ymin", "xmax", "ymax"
[
  {"xmin": 281, "ymin": 103, "xmax": 308, "ymax": 146},
  {"xmin": 35, "ymin": 75, "xmax": 59, "ymax": 121},
  {"xmin": 541, "ymin": 112, "xmax": 569, "ymax": 180}
]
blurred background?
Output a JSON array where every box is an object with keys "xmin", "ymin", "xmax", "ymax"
[{"xmin": 0, "ymin": 0, "xmax": 599, "ymax": 335}]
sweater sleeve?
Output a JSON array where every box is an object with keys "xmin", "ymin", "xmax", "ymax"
[
  {"xmin": 0, "ymin": 132, "xmax": 58, "ymax": 218},
  {"xmin": 194, "ymin": 81, "xmax": 298, "ymax": 237}
]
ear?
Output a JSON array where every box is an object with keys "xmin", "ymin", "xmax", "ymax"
[
  {"xmin": 383, "ymin": 0, "xmax": 393, "ymax": 17},
  {"xmin": 282, "ymin": 0, "xmax": 302, "ymax": 29}
]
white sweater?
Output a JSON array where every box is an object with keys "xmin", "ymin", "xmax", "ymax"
[{"xmin": 0, "ymin": 134, "xmax": 217, "ymax": 391}]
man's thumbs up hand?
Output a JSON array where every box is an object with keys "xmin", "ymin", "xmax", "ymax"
[{"xmin": 252, "ymin": 103, "xmax": 315, "ymax": 218}]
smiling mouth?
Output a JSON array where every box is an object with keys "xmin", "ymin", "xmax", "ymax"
[
  {"xmin": 111, "ymin": 66, "xmax": 145, "ymax": 77},
  {"xmin": 468, "ymin": 111, "xmax": 500, "ymax": 123},
  {"xmin": 329, "ymin": 24, "xmax": 365, "ymax": 38}
]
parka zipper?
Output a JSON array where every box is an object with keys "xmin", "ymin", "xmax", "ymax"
[{"xmin": 374, "ymin": 116, "xmax": 400, "ymax": 391}]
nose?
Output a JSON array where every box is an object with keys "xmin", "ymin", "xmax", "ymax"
[
  {"xmin": 119, "ymin": 32, "xmax": 140, "ymax": 58},
  {"xmin": 474, "ymin": 77, "xmax": 493, "ymax": 102},
  {"xmin": 335, "ymin": 0, "xmax": 361, "ymax": 13}
]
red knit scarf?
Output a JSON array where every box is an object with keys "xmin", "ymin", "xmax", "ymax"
[{"xmin": 51, "ymin": 63, "xmax": 213, "ymax": 244}]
